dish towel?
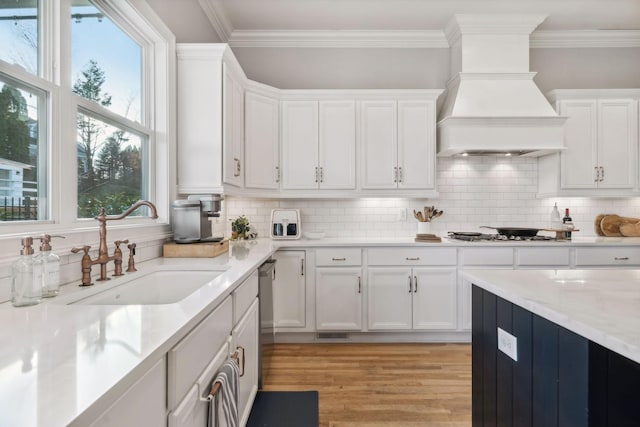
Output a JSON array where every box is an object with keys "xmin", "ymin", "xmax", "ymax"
[{"xmin": 208, "ymin": 359, "xmax": 240, "ymax": 427}]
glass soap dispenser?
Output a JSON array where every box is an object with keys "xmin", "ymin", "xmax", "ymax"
[
  {"xmin": 36, "ymin": 234, "xmax": 63, "ymax": 298},
  {"xmin": 11, "ymin": 237, "xmax": 43, "ymax": 307}
]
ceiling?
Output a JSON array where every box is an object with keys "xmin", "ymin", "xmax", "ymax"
[{"xmin": 146, "ymin": 0, "xmax": 640, "ymax": 48}]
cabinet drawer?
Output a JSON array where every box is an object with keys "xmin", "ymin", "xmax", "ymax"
[
  {"xmin": 575, "ymin": 247, "xmax": 640, "ymax": 266},
  {"xmin": 463, "ymin": 248, "xmax": 513, "ymax": 266},
  {"xmin": 517, "ymin": 247, "xmax": 570, "ymax": 267},
  {"xmin": 168, "ymin": 296, "xmax": 232, "ymax": 409},
  {"xmin": 367, "ymin": 248, "xmax": 456, "ymax": 266},
  {"xmin": 316, "ymin": 248, "xmax": 362, "ymax": 266},
  {"xmin": 168, "ymin": 341, "xmax": 230, "ymax": 425},
  {"xmin": 234, "ymin": 270, "xmax": 259, "ymax": 324}
]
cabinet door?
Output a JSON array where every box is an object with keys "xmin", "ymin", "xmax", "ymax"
[
  {"xmin": 360, "ymin": 100, "xmax": 398, "ymax": 189},
  {"xmin": 367, "ymin": 267, "xmax": 412, "ymax": 330},
  {"xmin": 176, "ymin": 46, "xmax": 223, "ymax": 193},
  {"xmin": 412, "ymin": 268, "xmax": 457, "ymax": 330},
  {"xmin": 222, "ymin": 63, "xmax": 244, "ymax": 187},
  {"xmin": 245, "ymin": 92, "xmax": 280, "ymax": 189},
  {"xmin": 597, "ymin": 99, "xmax": 638, "ymax": 189},
  {"xmin": 281, "ymin": 100, "xmax": 319, "ymax": 189},
  {"xmin": 272, "ymin": 250, "xmax": 306, "ymax": 328},
  {"xmin": 233, "ymin": 299, "xmax": 259, "ymax": 427},
  {"xmin": 559, "ymin": 100, "xmax": 598, "ymax": 189},
  {"xmin": 91, "ymin": 357, "xmax": 166, "ymax": 426},
  {"xmin": 316, "ymin": 267, "xmax": 362, "ymax": 330},
  {"xmin": 397, "ymin": 100, "xmax": 436, "ymax": 189},
  {"xmin": 319, "ymin": 100, "xmax": 356, "ymax": 189}
]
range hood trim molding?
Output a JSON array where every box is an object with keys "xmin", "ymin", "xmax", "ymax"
[{"xmin": 444, "ymin": 14, "xmax": 550, "ymax": 46}]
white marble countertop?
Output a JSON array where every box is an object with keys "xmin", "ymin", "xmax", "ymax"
[
  {"xmin": 280, "ymin": 236, "xmax": 640, "ymax": 247},
  {"xmin": 2, "ymin": 236, "xmax": 640, "ymax": 426},
  {"xmin": 462, "ymin": 269, "xmax": 640, "ymax": 364},
  {"xmin": 0, "ymin": 239, "xmax": 278, "ymax": 427}
]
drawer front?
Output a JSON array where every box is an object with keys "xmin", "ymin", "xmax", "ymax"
[
  {"xmin": 316, "ymin": 248, "xmax": 362, "ymax": 266},
  {"xmin": 234, "ymin": 269, "xmax": 259, "ymax": 324},
  {"xmin": 517, "ymin": 247, "xmax": 570, "ymax": 267},
  {"xmin": 168, "ymin": 296, "xmax": 232, "ymax": 409},
  {"xmin": 367, "ymin": 248, "xmax": 456, "ymax": 266},
  {"xmin": 463, "ymin": 248, "xmax": 514, "ymax": 266},
  {"xmin": 575, "ymin": 247, "xmax": 640, "ymax": 266}
]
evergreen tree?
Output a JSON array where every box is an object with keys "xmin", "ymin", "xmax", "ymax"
[
  {"xmin": 0, "ymin": 85, "xmax": 31, "ymax": 164},
  {"xmin": 73, "ymin": 60, "xmax": 112, "ymax": 191}
]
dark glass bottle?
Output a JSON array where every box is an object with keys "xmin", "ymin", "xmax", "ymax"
[{"xmin": 563, "ymin": 208, "xmax": 573, "ymax": 239}]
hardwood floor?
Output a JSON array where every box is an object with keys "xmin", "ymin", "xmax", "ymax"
[{"xmin": 261, "ymin": 343, "xmax": 472, "ymax": 427}]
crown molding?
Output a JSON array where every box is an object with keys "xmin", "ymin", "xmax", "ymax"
[
  {"xmin": 228, "ymin": 30, "xmax": 449, "ymax": 48},
  {"xmin": 531, "ymin": 30, "xmax": 640, "ymax": 48},
  {"xmin": 197, "ymin": 0, "xmax": 233, "ymax": 42},
  {"xmin": 226, "ymin": 29, "xmax": 640, "ymax": 49}
]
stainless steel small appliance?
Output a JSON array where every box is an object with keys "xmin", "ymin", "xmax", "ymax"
[
  {"xmin": 172, "ymin": 194, "xmax": 224, "ymax": 243},
  {"xmin": 270, "ymin": 209, "xmax": 301, "ymax": 240}
]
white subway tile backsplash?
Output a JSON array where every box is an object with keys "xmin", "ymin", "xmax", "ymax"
[{"xmin": 225, "ymin": 157, "xmax": 640, "ymax": 238}]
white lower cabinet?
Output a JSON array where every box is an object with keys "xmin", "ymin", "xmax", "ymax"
[
  {"xmin": 233, "ymin": 299, "xmax": 259, "ymax": 426},
  {"xmin": 272, "ymin": 250, "xmax": 306, "ymax": 328},
  {"xmin": 91, "ymin": 357, "xmax": 166, "ymax": 427},
  {"xmin": 367, "ymin": 267, "xmax": 457, "ymax": 331},
  {"xmin": 316, "ymin": 267, "xmax": 363, "ymax": 330}
]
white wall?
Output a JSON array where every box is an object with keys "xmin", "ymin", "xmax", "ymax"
[{"xmin": 226, "ymin": 156, "xmax": 640, "ymax": 239}]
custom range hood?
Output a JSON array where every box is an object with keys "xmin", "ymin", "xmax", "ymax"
[{"xmin": 437, "ymin": 14, "xmax": 567, "ymax": 157}]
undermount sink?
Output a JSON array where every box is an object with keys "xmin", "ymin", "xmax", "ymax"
[{"xmin": 62, "ymin": 267, "xmax": 228, "ymax": 305}]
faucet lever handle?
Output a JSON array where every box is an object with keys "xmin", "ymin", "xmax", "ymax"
[
  {"xmin": 114, "ymin": 239, "xmax": 129, "ymax": 248},
  {"xmin": 71, "ymin": 245, "xmax": 91, "ymax": 255}
]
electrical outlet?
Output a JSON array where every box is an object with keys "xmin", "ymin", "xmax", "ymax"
[
  {"xmin": 497, "ymin": 327, "xmax": 518, "ymax": 361},
  {"xmin": 397, "ymin": 208, "xmax": 407, "ymax": 221}
]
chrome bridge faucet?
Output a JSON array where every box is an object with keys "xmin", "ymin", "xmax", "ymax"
[{"xmin": 71, "ymin": 200, "xmax": 158, "ymax": 286}]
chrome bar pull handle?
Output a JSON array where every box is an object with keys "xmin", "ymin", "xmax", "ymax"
[
  {"xmin": 275, "ymin": 166, "xmax": 280, "ymax": 183},
  {"xmin": 320, "ymin": 167, "xmax": 324, "ymax": 183},
  {"xmin": 408, "ymin": 276, "xmax": 412, "ymax": 293},
  {"xmin": 358, "ymin": 276, "xmax": 362, "ymax": 294},
  {"xmin": 594, "ymin": 166, "xmax": 599, "ymax": 182},
  {"xmin": 406, "ymin": 257, "xmax": 420, "ymax": 261},
  {"xmin": 332, "ymin": 257, "xmax": 346, "ymax": 261},
  {"xmin": 398, "ymin": 167, "xmax": 403, "ymax": 183},
  {"xmin": 301, "ymin": 258, "xmax": 304, "ymax": 276},
  {"xmin": 414, "ymin": 276, "xmax": 417, "ymax": 293},
  {"xmin": 315, "ymin": 166, "xmax": 318, "ymax": 183},
  {"xmin": 393, "ymin": 167, "xmax": 398, "ymax": 183},
  {"xmin": 615, "ymin": 257, "xmax": 629, "ymax": 261},
  {"xmin": 234, "ymin": 158, "xmax": 241, "ymax": 177}
]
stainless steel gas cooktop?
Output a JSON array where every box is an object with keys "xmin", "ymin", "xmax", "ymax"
[{"xmin": 447, "ymin": 232, "xmax": 555, "ymax": 242}]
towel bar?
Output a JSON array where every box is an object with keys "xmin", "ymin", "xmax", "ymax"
[{"xmin": 201, "ymin": 346, "xmax": 245, "ymax": 402}]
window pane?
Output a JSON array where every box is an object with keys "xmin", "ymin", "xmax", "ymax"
[
  {"xmin": 0, "ymin": 73, "xmax": 47, "ymax": 221},
  {"xmin": 76, "ymin": 111, "xmax": 147, "ymax": 218},
  {"xmin": 71, "ymin": 1, "xmax": 142, "ymax": 123},
  {"xmin": 0, "ymin": 0, "xmax": 39, "ymax": 74}
]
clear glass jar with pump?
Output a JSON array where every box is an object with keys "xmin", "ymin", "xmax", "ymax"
[
  {"xmin": 12, "ymin": 237, "xmax": 43, "ymax": 307},
  {"xmin": 36, "ymin": 234, "xmax": 63, "ymax": 297}
]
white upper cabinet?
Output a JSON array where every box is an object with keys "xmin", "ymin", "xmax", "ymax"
[
  {"xmin": 244, "ymin": 91, "xmax": 280, "ymax": 189},
  {"xmin": 360, "ymin": 99, "xmax": 436, "ymax": 190},
  {"xmin": 318, "ymin": 100, "xmax": 357, "ymax": 189},
  {"xmin": 281, "ymin": 100, "xmax": 319, "ymax": 189},
  {"xmin": 540, "ymin": 90, "xmax": 640, "ymax": 196},
  {"xmin": 281, "ymin": 100, "xmax": 356, "ymax": 190},
  {"xmin": 360, "ymin": 101, "xmax": 398, "ymax": 189},
  {"xmin": 176, "ymin": 44, "xmax": 246, "ymax": 194},
  {"xmin": 223, "ymin": 63, "xmax": 245, "ymax": 187}
]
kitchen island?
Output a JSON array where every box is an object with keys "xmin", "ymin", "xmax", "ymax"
[{"xmin": 464, "ymin": 269, "xmax": 640, "ymax": 427}]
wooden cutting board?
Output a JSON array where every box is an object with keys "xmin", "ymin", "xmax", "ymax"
[
  {"xmin": 163, "ymin": 239, "xmax": 229, "ymax": 258},
  {"xmin": 599, "ymin": 215, "xmax": 640, "ymax": 237},
  {"xmin": 594, "ymin": 214, "xmax": 606, "ymax": 236},
  {"xmin": 620, "ymin": 222, "xmax": 640, "ymax": 237}
]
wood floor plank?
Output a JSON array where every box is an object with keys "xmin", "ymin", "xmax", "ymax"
[{"xmin": 262, "ymin": 343, "xmax": 472, "ymax": 427}]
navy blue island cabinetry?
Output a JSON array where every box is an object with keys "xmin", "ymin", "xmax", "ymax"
[{"xmin": 472, "ymin": 285, "xmax": 640, "ymax": 427}]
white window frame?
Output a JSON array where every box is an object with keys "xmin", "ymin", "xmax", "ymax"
[{"xmin": 0, "ymin": 0, "xmax": 175, "ymax": 257}]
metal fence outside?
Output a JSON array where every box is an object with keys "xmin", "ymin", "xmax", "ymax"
[{"xmin": 1, "ymin": 196, "xmax": 38, "ymax": 221}]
